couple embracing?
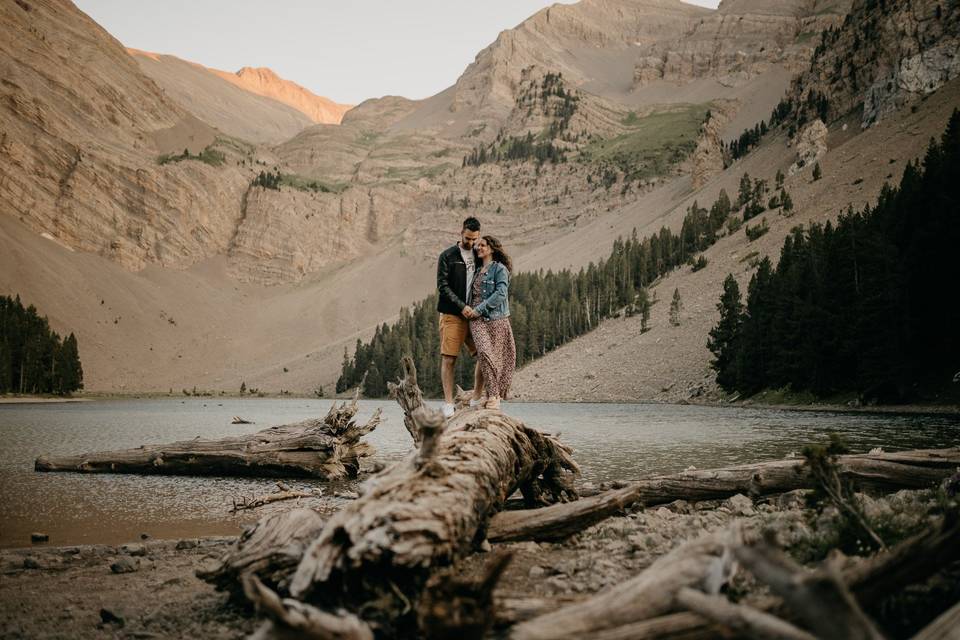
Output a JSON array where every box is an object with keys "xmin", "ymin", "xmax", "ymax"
[{"xmin": 436, "ymin": 217, "xmax": 515, "ymax": 417}]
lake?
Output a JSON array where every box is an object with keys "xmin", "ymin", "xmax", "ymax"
[{"xmin": 1, "ymin": 398, "xmax": 958, "ymax": 549}]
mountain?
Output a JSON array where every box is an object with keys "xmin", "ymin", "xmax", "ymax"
[
  {"xmin": 129, "ymin": 50, "xmax": 351, "ymax": 144},
  {"xmin": 0, "ymin": 0, "xmax": 249, "ymax": 274},
  {"xmin": 211, "ymin": 66, "xmax": 351, "ymax": 125},
  {"xmin": 2, "ymin": 0, "xmax": 956, "ymax": 396}
]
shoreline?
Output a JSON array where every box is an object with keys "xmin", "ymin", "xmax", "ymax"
[
  {"xmin": 5, "ymin": 392, "xmax": 958, "ymax": 417},
  {"xmin": 0, "ymin": 396, "xmax": 92, "ymax": 404}
]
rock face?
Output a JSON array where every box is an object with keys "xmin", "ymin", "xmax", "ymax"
[
  {"xmin": 784, "ymin": 0, "xmax": 960, "ymax": 128},
  {"xmin": 692, "ymin": 100, "xmax": 737, "ymax": 189},
  {"xmin": 0, "ymin": 0, "xmax": 249, "ymax": 272},
  {"xmin": 788, "ymin": 118, "xmax": 828, "ymax": 175},
  {"xmin": 632, "ymin": 0, "xmax": 851, "ymax": 89}
]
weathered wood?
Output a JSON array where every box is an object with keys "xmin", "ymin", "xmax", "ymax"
[
  {"xmin": 35, "ymin": 393, "xmax": 380, "ymax": 479},
  {"xmin": 416, "ymin": 551, "xmax": 514, "ymax": 640},
  {"xmin": 675, "ymin": 587, "xmax": 817, "ymax": 640},
  {"xmin": 198, "ymin": 508, "xmax": 327, "ymax": 600},
  {"xmin": 509, "ymin": 526, "xmax": 745, "ymax": 640},
  {"xmin": 387, "ymin": 356, "xmax": 424, "ymax": 444},
  {"xmin": 733, "ymin": 543, "xmax": 886, "ymax": 640},
  {"xmin": 244, "ymin": 574, "xmax": 373, "ymax": 640},
  {"xmin": 583, "ymin": 515, "xmax": 960, "ymax": 640},
  {"xmin": 230, "ymin": 482, "xmax": 317, "ymax": 513},
  {"xmin": 911, "ymin": 599, "xmax": 960, "ymax": 640},
  {"xmin": 281, "ymin": 403, "xmax": 578, "ymax": 635},
  {"xmin": 488, "ymin": 448, "xmax": 960, "ymax": 542}
]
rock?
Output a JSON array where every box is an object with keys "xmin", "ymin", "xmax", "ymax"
[
  {"xmin": 666, "ymin": 500, "xmax": 694, "ymax": 515},
  {"xmin": 528, "ymin": 565, "xmax": 547, "ymax": 579},
  {"xmin": 110, "ymin": 557, "xmax": 138, "ymax": 574},
  {"xmin": 579, "ymin": 481, "xmax": 600, "ymax": 497},
  {"xmin": 30, "ymin": 532, "xmax": 49, "ymax": 543},
  {"xmin": 788, "ymin": 119, "xmax": 828, "ymax": 175},
  {"xmin": 334, "ymin": 490, "xmax": 360, "ymax": 500},
  {"xmin": 23, "ymin": 557, "xmax": 41, "ymax": 569},
  {"xmin": 691, "ymin": 101, "xmax": 735, "ymax": 189},
  {"xmin": 121, "ymin": 543, "xmax": 147, "ymax": 557},
  {"xmin": 544, "ymin": 575, "xmax": 570, "ymax": 593},
  {"xmin": 777, "ymin": 489, "xmax": 808, "ymax": 511},
  {"xmin": 724, "ymin": 493, "xmax": 756, "ymax": 516},
  {"xmin": 99, "ymin": 607, "xmax": 125, "ymax": 626},
  {"xmin": 653, "ymin": 506, "xmax": 674, "ymax": 519},
  {"xmin": 140, "ymin": 533, "xmax": 150, "ymax": 540},
  {"xmin": 174, "ymin": 539, "xmax": 198, "ymax": 550}
]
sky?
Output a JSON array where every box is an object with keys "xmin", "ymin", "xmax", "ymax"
[{"xmin": 77, "ymin": 0, "xmax": 721, "ymax": 105}]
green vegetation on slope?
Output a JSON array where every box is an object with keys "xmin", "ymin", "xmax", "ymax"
[
  {"xmin": 337, "ymin": 188, "xmax": 739, "ymax": 398},
  {"xmin": 582, "ymin": 104, "xmax": 709, "ymax": 181},
  {"xmin": 709, "ymin": 110, "xmax": 960, "ymax": 403},
  {"xmin": 0, "ymin": 295, "xmax": 83, "ymax": 395}
]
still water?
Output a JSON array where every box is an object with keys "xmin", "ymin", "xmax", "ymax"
[{"xmin": 1, "ymin": 398, "xmax": 958, "ymax": 549}]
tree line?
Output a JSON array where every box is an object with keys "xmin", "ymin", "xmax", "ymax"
[
  {"xmin": 338, "ymin": 186, "xmax": 742, "ymax": 397},
  {"xmin": 0, "ymin": 295, "xmax": 83, "ymax": 395},
  {"xmin": 708, "ymin": 110, "xmax": 960, "ymax": 403}
]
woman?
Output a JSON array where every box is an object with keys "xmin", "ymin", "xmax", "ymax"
[{"xmin": 466, "ymin": 236, "xmax": 516, "ymax": 410}]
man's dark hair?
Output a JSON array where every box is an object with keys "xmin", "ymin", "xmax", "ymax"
[{"xmin": 462, "ymin": 217, "xmax": 481, "ymax": 232}]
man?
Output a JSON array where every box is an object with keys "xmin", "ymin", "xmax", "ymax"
[{"xmin": 437, "ymin": 216, "xmax": 483, "ymax": 417}]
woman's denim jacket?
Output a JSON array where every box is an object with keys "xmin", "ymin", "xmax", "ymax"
[{"xmin": 472, "ymin": 261, "xmax": 510, "ymax": 320}]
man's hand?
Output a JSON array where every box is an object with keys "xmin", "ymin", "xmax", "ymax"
[{"xmin": 462, "ymin": 305, "xmax": 476, "ymax": 319}]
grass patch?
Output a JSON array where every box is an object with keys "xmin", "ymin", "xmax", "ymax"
[
  {"xmin": 582, "ymin": 104, "xmax": 709, "ymax": 180},
  {"xmin": 279, "ymin": 173, "xmax": 348, "ymax": 194},
  {"xmin": 354, "ymin": 131, "xmax": 380, "ymax": 146},
  {"xmin": 158, "ymin": 143, "xmax": 226, "ymax": 167},
  {"xmin": 384, "ymin": 163, "xmax": 454, "ymax": 181}
]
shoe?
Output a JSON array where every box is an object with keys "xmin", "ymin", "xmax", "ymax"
[
  {"xmin": 484, "ymin": 397, "xmax": 501, "ymax": 410},
  {"xmin": 469, "ymin": 397, "xmax": 482, "ymax": 407},
  {"xmin": 441, "ymin": 403, "xmax": 455, "ymax": 418}
]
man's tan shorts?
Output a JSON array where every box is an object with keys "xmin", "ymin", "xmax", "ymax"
[{"xmin": 439, "ymin": 313, "xmax": 476, "ymax": 357}]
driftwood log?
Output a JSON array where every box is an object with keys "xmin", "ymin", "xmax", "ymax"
[
  {"xmin": 510, "ymin": 525, "xmax": 746, "ymax": 640},
  {"xmin": 35, "ymin": 393, "xmax": 380, "ymax": 479},
  {"xmin": 206, "ymin": 361, "xmax": 579, "ymax": 637},
  {"xmin": 489, "ymin": 447, "xmax": 960, "ymax": 542},
  {"xmin": 547, "ymin": 513, "xmax": 960, "ymax": 640}
]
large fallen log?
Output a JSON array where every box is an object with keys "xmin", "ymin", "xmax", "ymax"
[
  {"xmin": 204, "ymin": 361, "xmax": 579, "ymax": 637},
  {"xmin": 35, "ymin": 393, "xmax": 380, "ymax": 479},
  {"xmin": 488, "ymin": 447, "xmax": 960, "ymax": 542}
]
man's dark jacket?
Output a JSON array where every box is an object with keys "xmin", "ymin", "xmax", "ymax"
[{"xmin": 437, "ymin": 244, "xmax": 476, "ymax": 316}]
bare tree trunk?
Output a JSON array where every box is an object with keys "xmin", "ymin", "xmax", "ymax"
[
  {"xmin": 488, "ymin": 448, "xmax": 960, "ymax": 542},
  {"xmin": 35, "ymin": 393, "xmax": 380, "ymax": 480},
  {"xmin": 205, "ymin": 361, "xmax": 579, "ymax": 637}
]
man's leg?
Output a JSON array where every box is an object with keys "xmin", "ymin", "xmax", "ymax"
[{"xmin": 441, "ymin": 355, "xmax": 457, "ymax": 405}]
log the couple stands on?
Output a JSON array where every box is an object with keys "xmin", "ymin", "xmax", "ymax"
[{"xmin": 32, "ymin": 358, "xmax": 960, "ymax": 638}]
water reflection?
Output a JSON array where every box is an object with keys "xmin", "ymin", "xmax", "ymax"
[{"xmin": 1, "ymin": 398, "xmax": 957, "ymax": 548}]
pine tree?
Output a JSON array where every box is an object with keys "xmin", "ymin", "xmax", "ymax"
[
  {"xmin": 812, "ymin": 162, "xmax": 822, "ymax": 181},
  {"xmin": 669, "ymin": 288, "xmax": 683, "ymax": 326},
  {"xmin": 52, "ymin": 332, "xmax": 81, "ymax": 393},
  {"xmin": 737, "ymin": 173, "xmax": 752, "ymax": 209},
  {"xmin": 781, "ymin": 189, "xmax": 794, "ymax": 213},
  {"xmin": 707, "ymin": 275, "xmax": 744, "ymax": 391}
]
